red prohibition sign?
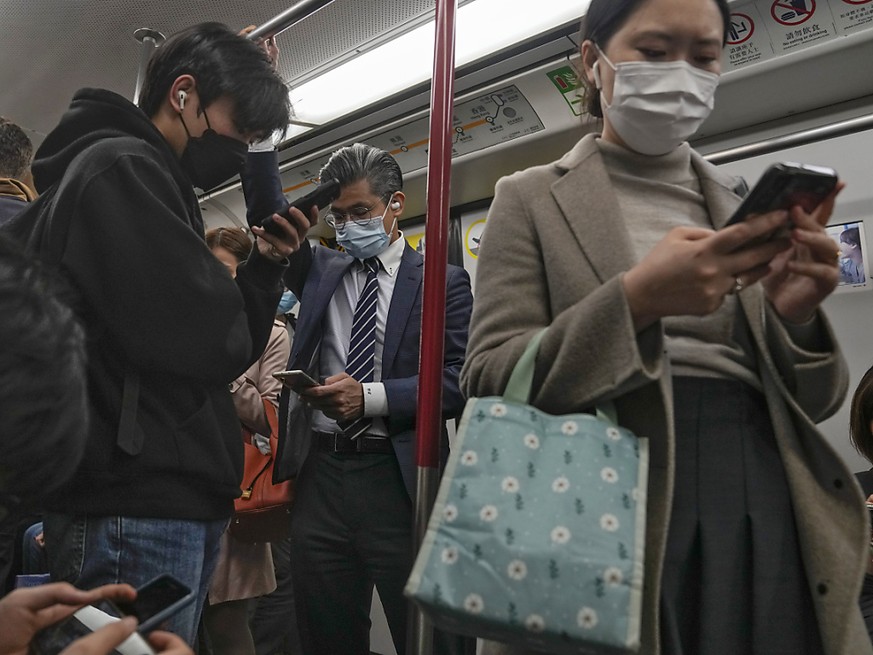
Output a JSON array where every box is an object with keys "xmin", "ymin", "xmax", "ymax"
[
  {"xmin": 842, "ymin": 0, "xmax": 872, "ymax": 4},
  {"xmin": 727, "ymin": 13, "xmax": 755, "ymax": 44},
  {"xmin": 771, "ymin": 0, "xmax": 815, "ymax": 25}
]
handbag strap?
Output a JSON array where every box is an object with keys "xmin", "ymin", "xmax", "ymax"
[{"xmin": 503, "ymin": 328, "xmax": 618, "ymax": 427}]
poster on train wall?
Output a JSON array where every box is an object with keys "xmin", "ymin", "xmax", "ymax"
[
  {"xmin": 461, "ymin": 209, "xmax": 488, "ymax": 295},
  {"xmin": 757, "ymin": 0, "xmax": 838, "ymax": 53},
  {"xmin": 723, "ymin": 3, "xmax": 777, "ymax": 70},
  {"xmin": 826, "ymin": 221, "xmax": 869, "ymax": 292},
  {"xmin": 827, "ymin": 0, "xmax": 873, "ymax": 35}
]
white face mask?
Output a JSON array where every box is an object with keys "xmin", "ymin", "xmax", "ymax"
[{"xmin": 593, "ymin": 47, "xmax": 720, "ymax": 156}]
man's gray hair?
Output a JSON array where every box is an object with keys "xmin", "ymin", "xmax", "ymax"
[{"xmin": 320, "ymin": 143, "xmax": 403, "ymax": 200}]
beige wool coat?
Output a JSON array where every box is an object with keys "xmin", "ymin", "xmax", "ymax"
[{"xmin": 460, "ymin": 134, "xmax": 871, "ymax": 655}]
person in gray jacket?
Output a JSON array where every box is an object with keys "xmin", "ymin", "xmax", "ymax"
[{"xmin": 461, "ymin": 0, "xmax": 869, "ymax": 653}]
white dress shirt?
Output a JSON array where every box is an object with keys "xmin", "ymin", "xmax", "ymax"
[{"xmin": 311, "ymin": 233, "xmax": 406, "ymax": 435}]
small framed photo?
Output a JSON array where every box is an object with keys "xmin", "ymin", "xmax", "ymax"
[{"xmin": 826, "ymin": 221, "xmax": 869, "ymax": 292}]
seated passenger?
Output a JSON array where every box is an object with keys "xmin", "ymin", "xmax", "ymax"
[
  {"xmin": 0, "ymin": 22, "xmax": 308, "ymax": 645},
  {"xmin": 461, "ymin": 0, "xmax": 869, "ymax": 653},
  {"xmin": 0, "ymin": 235, "xmax": 191, "ymax": 654},
  {"xmin": 202, "ymin": 227, "xmax": 290, "ymax": 655}
]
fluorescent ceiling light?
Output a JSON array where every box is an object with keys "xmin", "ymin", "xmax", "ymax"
[{"xmin": 287, "ymin": 0, "xmax": 587, "ymax": 130}]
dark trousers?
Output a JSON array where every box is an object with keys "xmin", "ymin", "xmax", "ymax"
[{"xmin": 290, "ymin": 451, "xmax": 414, "ymax": 655}]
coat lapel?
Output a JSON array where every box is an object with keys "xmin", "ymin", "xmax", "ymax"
[
  {"xmin": 691, "ymin": 149, "xmax": 745, "ymax": 230},
  {"xmin": 550, "ymin": 134, "xmax": 636, "ymax": 283},
  {"xmin": 382, "ymin": 244, "xmax": 422, "ymax": 375}
]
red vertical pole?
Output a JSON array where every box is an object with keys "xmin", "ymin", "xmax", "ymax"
[{"xmin": 410, "ymin": 0, "xmax": 457, "ymax": 653}]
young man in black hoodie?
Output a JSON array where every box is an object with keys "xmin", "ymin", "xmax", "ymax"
[{"xmin": 1, "ymin": 23, "xmax": 309, "ymax": 644}]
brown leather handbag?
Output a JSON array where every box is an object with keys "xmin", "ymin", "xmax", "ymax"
[{"xmin": 229, "ymin": 400, "xmax": 295, "ymax": 543}]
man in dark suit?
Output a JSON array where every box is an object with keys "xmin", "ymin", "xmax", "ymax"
[{"xmin": 250, "ymin": 142, "xmax": 472, "ymax": 655}]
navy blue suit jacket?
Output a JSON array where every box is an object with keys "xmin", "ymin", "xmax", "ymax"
[{"xmin": 242, "ymin": 151, "xmax": 473, "ymax": 498}]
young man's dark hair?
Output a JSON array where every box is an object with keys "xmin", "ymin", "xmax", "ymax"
[
  {"xmin": 0, "ymin": 118, "xmax": 33, "ymax": 180},
  {"xmin": 138, "ymin": 22, "xmax": 290, "ymax": 138}
]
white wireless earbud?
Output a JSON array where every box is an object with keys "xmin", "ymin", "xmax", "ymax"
[
  {"xmin": 178, "ymin": 90, "xmax": 187, "ymax": 109},
  {"xmin": 391, "ymin": 201, "xmax": 401, "ymax": 209}
]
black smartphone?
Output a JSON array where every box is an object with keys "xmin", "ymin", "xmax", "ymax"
[
  {"xmin": 273, "ymin": 369, "xmax": 320, "ymax": 390},
  {"xmin": 725, "ymin": 162, "xmax": 839, "ymax": 227},
  {"xmin": 31, "ymin": 599, "xmax": 156, "ymax": 655},
  {"xmin": 260, "ymin": 178, "xmax": 341, "ymax": 236},
  {"xmin": 116, "ymin": 574, "xmax": 195, "ymax": 634}
]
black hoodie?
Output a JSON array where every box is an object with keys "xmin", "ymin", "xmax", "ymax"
[{"xmin": 2, "ymin": 89, "xmax": 284, "ymax": 520}]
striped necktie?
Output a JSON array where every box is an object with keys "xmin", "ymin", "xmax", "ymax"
[{"xmin": 340, "ymin": 257, "xmax": 380, "ymax": 440}]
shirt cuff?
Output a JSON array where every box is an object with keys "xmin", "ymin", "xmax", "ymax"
[{"xmin": 362, "ymin": 383, "xmax": 389, "ymax": 417}]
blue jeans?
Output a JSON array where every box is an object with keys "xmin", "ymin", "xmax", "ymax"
[{"xmin": 43, "ymin": 513, "xmax": 227, "ymax": 645}]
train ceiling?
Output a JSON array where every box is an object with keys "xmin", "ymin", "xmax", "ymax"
[{"xmin": 0, "ymin": 0, "xmax": 455, "ymax": 146}]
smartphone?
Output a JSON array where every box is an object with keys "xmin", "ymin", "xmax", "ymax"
[
  {"xmin": 725, "ymin": 162, "xmax": 839, "ymax": 227},
  {"xmin": 260, "ymin": 178, "xmax": 341, "ymax": 236},
  {"xmin": 273, "ymin": 369, "xmax": 320, "ymax": 390},
  {"xmin": 115, "ymin": 574, "xmax": 194, "ymax": 634},
  {"xmin": 31, "ymin": 599, "xmax": 156, "ymax": 655}
]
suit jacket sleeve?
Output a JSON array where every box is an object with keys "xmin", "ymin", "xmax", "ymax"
[
  {"xmin": 460, "ymin": 173, "xmax": 664, "ymax": 415},
  {"xmin": 383, "ymin": 265, "xmax": 473, "ymax": 420}
]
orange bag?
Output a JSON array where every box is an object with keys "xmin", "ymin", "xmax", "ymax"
[{"xmin": 229, "ymin": 400, "xmax": 295, "ymax": 543}]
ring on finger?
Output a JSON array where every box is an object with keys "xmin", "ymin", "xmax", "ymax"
[{"xmin": 270, "ymin": 246, "xmax": 281, "ymax": 257}]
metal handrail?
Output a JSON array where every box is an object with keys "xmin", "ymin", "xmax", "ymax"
[
  {"xmin": 244, "ymin": 0, "xmax": 337, "ymax": 41},
  {"xmin": 703, "ymin": 113, "xmax": 873, "ymax": 165}
]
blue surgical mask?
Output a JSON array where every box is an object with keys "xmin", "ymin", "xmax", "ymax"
[
  {"xmin": 277, "ymin": 290, "xmax": 298, "ymax": 315},
  {"xmin": 336, "ymin": 201, "xmax": 396, "ymax": 260}
]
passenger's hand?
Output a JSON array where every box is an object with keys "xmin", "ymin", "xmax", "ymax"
[
  {"xmin": 238, "ymin": 25, "xmax": 280, "ymax": 69},
  {"xmin": 148, "ymin": 630, "xmax": 195, "ymax": 655},
  {"xmin": 252, "ymin": 204, "xmax": 320, "ymax": 262},
  {"xmin": 56, "ymin": 617, "xmax": 139, "ymax": 655},
  {"xmin": 622, "ymin": 209, "xmax": 791, "ymax": 331},
  {"xmin": 300, "ymin": 373, "xmax": 365, "ymax": 422},
  {"xmin": 0, "ymin": 582, "xmax": 136, "ymax": 655},
  {"xmin": 761, "ymin": 184, "xmax": 845, "ymax": 324}
]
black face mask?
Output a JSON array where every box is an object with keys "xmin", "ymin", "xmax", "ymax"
[{"xmin": 179, "ymin": 110, "xmax": 248, "ymax": 191}]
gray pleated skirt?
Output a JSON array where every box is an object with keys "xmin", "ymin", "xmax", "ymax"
[{"xmin": 660, "ymin": 377, "xmax": 823, "ymax": 654}]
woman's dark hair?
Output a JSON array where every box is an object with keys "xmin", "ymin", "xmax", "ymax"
[
  {"xmin": 138, "ymin": 22, "xmax": 290, "ymax": 138},
  {"xmin": 840, "ymin": 227, "xmax": 861, "ymax": 247},
  {"xmin": 205, "ymin": 226, "xmax": 252, "ymax": 263},
  {"xmin": 579, "ymin": 0, "xmax": 731, "ymax": 118},
  {"xmin": 850, "ymin": 366, "xmax": 873, "ymax": 463},
  {"xmin": 0, "ymin": 234, "xmax": 88, "ymax": 506}
]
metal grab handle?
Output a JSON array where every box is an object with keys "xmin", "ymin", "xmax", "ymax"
[
  {"xmin": 244, "ymin": 0, "xmax": 337, "ymax": 41},
  {"xmin": 132, "ymin": 28, "xmax": 165, "ymax": 105}
]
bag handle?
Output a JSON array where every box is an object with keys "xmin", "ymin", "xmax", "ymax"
[{"xmin": 503, "ymin": 328, "xmax": 618, "ymax": 426}]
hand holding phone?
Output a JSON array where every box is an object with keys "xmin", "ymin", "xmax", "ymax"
[
  {"xmin": 115, "ymin": 574, "xmax": 194, "ymax": 635},
  {"xmin": 260, "ymin": 178, "xmax": 341, "ymax": 236},
  {"xmin": 273, "ymin": 370, "xmax": 321, "ymax": 392}
]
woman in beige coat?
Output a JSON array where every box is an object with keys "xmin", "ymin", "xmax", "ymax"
[
  {"xmin": 460, "ymin": 0, "xmax": 870, "ymax": 653},
  {"xmin": 203, "ymin": 227, "xmax": 291, "ymax": 654}
]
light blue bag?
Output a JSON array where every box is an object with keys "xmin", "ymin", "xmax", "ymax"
[{"xmin": 406, "ymin": 330, "xmax": 648, "ymax": 653}]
